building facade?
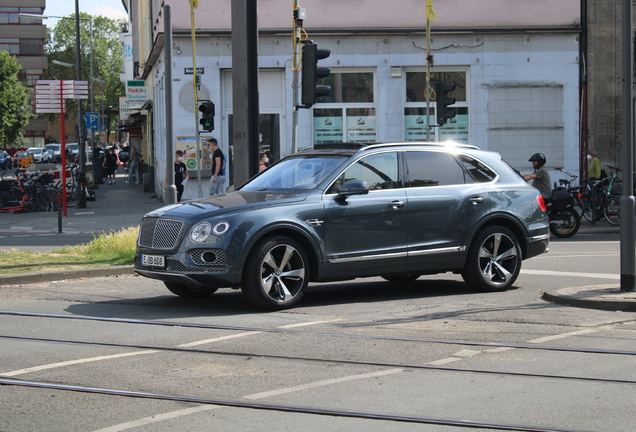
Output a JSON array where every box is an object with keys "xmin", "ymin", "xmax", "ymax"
[
  {"xmin": 0, "ymin": 0, "xmax": 48, "ymax": 148},
  {"xmin": 124, "ymin": 0, "xmax": 582, "ymax": 197}
]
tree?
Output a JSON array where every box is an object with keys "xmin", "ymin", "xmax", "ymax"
[
  {"xmin": 45, "ymin": 13, "xmax": 126, "ymax": 140},
  {"xmin": 0, "ymin": 51, "xmax": 37, "ymax": 149}
]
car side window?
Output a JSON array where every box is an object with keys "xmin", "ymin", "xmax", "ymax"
[
  {"xmin": 405, "ymin": 151, "xmax": 466, "ymax": 187},
  {"xmin": 457, "ymin": 154, "xmax": 497, "ymax": 183},
  {"xmin": 328, "ymin": 152, "xmax": 400, "ymax": 193}
]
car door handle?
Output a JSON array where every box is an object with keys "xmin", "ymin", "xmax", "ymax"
[
  {"xmin": 469, "ymin": 196, "xmax": 485, "ymax": 205},
  {"xmin": 389, "ymin": 200, "xmax": 405, "ymax": 209}
]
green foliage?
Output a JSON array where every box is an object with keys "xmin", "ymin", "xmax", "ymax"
[
  {"xmin": 0, "ymin": 51, "xmax": 37, "ymax": 148},
  {"xmin": 45, "ymin": 13, "xmax": 126, "ymax": 136}
]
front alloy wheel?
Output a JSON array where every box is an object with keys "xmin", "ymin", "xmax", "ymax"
[
  {"xmin": 462, "ymin": 226, "xmax": 521, "ymax": 292},
  {"xmin": 241, "ymin": 236, "xmax": 309, "ymax": 310}
]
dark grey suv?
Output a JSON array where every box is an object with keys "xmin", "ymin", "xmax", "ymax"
[{"xmin": 135, "ymin": 142, "xmax": 549, "ymax": 310}]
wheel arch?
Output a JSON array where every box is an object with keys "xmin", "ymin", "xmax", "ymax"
[
  {"xmin": 469, "ymin": 214, "xmax": 529, "ymax": 259},
  {"xmin": 240, "ymin": 224, "xmax": 323, "ymax": 282}
]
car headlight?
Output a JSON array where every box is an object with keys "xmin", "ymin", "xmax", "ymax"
[{"xmin": 190, "ymin": 221, "xmax": 212, "ymax": 243}]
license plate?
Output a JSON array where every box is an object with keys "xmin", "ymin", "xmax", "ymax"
[{"xmin": 141, "ymin": 254, "xmax": 165, "ymax": 268}]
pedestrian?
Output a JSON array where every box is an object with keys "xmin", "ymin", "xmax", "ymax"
[
  {"xmin": 587, "ymin": 149, "xmax": 601, "ymax": 181},
  {"xmin": 173, "ymin": 149, "xmax": 189, "ymax": 202},
  {"xmin": 208, "ymin": 137, "xmax": 226, "ymax": 196},
  {"xmin": 126, "ymin": 146, "xmax": 141, "ymax": 184},
  {"xmin": 522, "ymin": 153, "xmax": 552, "ymax": 200},
  {"xmin": 103, "ymin": 147, "xmax": 119, "ymax": 185},
  {"xmin": 259, "ymin": 152, "xmax": 268, "ymax": 172}
]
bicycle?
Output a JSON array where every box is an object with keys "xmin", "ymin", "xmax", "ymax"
[{"xmin": 598, "ymin": 165, "xmax": 622, "ymax": 226}]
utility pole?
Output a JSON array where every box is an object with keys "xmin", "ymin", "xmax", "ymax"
[
  {"xmin": 231, "ymin": 0, "xmax": 260, "ymax": 186},
  {"xmin": 620, "ymin": 0, "xmax": 635, "ymax": 291},
  {"xmin": 189, "ymin": 0, "xmax": 203, "ymax": 197},
  {"xmin": 291, "ymin": 1, "xmax": 303, "ymax": 153}
]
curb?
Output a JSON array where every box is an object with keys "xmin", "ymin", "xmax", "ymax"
[
  {"xmin": 541, "ymin": 284, "xmax": 636, "ymax": 312},
  {"xmin": 0, "ymin": 265, "xmax": 135, "ymax": 286}
]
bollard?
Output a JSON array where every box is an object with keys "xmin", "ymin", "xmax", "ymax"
[{"xmin": 57, "ymin": 194, "xmax": 63, "ymax": 233}]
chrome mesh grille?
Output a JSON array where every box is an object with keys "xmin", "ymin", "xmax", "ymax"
[
  {"xmin": 139, "ymin": 218, "xmax": 184, "ymax": 249},
  {"xmin": 190, "ymin": 249, "xmax": 228, "ymax": 266},
  {"xmin": 166, "ymin": 259, "xmax": 229, "ymax": 274}
]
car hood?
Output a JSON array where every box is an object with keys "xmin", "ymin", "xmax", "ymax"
[{"xmin": 145, "ymin": 191, "xmax": 308, "ymax": 219}]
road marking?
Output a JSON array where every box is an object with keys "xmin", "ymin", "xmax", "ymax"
[
  {"xmin": 426, "ymin": 357, "xmax": 463, "ymax": 366},
  {"xmin": 527, "ymin": 329, "xmax": 597, "ymax": 344},
  {"xmin": 91, "ymin": 368, "xmax": 404, "ymax": 432},
  {"xmin": 521, "ymin": 269, "xmax": 619, "ymax": 280},
  {"xmin": 10, "ymin": 226, "xmax": 32, "ymax": 230},
  {"xmin": 74, "ymin": 212, "xmax": 95, "ymax": 215},
  {"xmin": 243, "ymin": 368, "xmax": 403, "ymax": 400},
  {"xmin": 177, "ymin": 319, "xmax": 341, "ymax": 348},
  {"xmin": 0, "ymin": 350, "xmax": 158, "ymax": 377}
]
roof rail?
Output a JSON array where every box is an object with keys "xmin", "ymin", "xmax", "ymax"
[{"xmin": 312, "ymin": 141, "xmax": 479, "ymax": 151}]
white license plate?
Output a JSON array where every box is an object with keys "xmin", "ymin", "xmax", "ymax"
[{"xmin": 141, "ymin": 254, "xmax": 165, "ymax": 268}]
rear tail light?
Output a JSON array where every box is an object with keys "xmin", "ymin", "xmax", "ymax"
[{"xmin": 537, "ymin": 195, "xmax": 547, "ymax": 211}]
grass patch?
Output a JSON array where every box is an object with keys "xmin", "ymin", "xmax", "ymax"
[{"xmin": 0, "ymin": 227, "xmax": 139, "ymax": 275}]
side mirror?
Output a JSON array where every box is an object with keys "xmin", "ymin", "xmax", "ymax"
[{"xmin": 335, "ymin": 180, "xmax": 369, "ymax": 202}]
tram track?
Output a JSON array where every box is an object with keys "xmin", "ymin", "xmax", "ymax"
[{"xmin": 1, "ymin": 310, "xmax": 635, "ymax": 356}]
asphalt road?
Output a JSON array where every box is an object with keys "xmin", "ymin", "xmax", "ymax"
[{"xmin": 0, "ymin": 234, "xmax": 634, "ymax": 432}]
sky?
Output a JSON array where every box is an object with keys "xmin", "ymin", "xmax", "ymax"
[{"xmin": 43, "ymin": 0, "xmax": 128, "ymax": 26}]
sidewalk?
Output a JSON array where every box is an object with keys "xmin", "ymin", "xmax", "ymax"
[{"xmin": 1, "ymin": 172, "xmax": 634, "ymax": 313}]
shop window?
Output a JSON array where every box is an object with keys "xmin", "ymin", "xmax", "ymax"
[
  {"xmin": 312, "ymin": 71, "xmax": 376, "ymax": 145},
  {"xmin": 404, "ymin": 70, "xmax": 469, "ymax": 144}
]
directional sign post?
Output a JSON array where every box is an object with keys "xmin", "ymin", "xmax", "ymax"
[{"xmin": 34, "ymin": 79, "xmax": 91, "ymax": 216}]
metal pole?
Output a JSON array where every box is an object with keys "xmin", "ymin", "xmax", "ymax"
[
  {"xmin": 190, "ymin": 1, "xmax": 203, "ymax": 198},
  {"xmin": 75, "ymin": 0, "xmax": 86, "ymax": 208},
  {"xmin": 89, "ymin": 18, "xmax": 94, "ymax": 159},
  {"xmin": 620, "ymin": 0, "xmax": 635, "ymax": 291},
  {"xmin": 291, "ymin": 0, "xmax": 300, "ymax": 154},
  {"xmin": 164, "ymin": 5, "xmax": 177, "ymax": 204}
]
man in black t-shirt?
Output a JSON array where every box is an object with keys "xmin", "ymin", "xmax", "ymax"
[
  {"xmin": 208, "ymin": 137, "xmax": 226, "ymax": 196},
  {"xmin": 174, "ymin": 150, "xmax": 189, "ymax": 202}
]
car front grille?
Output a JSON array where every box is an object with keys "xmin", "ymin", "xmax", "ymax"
[{"xmin": 139, "ymin": 218, "xmax": 184, "ymax": 249}]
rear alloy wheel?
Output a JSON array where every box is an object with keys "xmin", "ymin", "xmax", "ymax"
[
  {"xmin": 603, "ymin": 196, "xmax": 621, "ymax": 226},
  {"xmin": 462, "ymin": 226, "xmax": 521, "ymax": 292},
  {"xmin": 164, "ymin": 282, "xmax": 218, "ymax": 298},
  {"xmin": 381, "ymin": 274, "xmax": 420, "ymax": 283},
  {"xmin": 241, "ymin": 236, "xmax": 309, "ymax": 310}
]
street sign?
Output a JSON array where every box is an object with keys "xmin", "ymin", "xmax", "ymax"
[{"xmin": 84, "ymin": 112, "xmax": 99, "ymax": 131}]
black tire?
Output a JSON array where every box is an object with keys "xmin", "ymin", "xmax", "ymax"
[
  {"xmin": 241, "ymin": 235, "xmax": 309, "ymax": 310},
  {"xmin": 549, "ymin": 208, "xmax": 581, "ymax": 238},
  {"xmin": 164, "ymin": 282, "xmax": 218, "ymax": 298},
  {"xmin": 580, "ymin": 194, "xmax": 597, "ymax": 224},
  {"xmin": 381, "ymin": 274, "xmax": 420, "ymax": 283},
  {"xmin": 603, "ymin": 195, "xmax": 621, "ymax": 226},
  {"xmin": 461, "ymin": 226, "xmax": 521, "ymax": 292}
]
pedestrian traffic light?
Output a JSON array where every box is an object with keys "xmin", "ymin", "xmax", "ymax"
[
  {"xmin": 199, "ymin": 101, "xmax": 215, "ymax": 132},
  {"xmin": 434, "ymin": 80, "xmax": 457, "ymax": 126},
  {"xmin": 301, "ymin": 43, "xmax": 331, "ymax": 108}
]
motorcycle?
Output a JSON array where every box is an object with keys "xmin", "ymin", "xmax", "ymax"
[{"xmin": 547, "ymin": 169, "xmax": 581, "ymax": 238}]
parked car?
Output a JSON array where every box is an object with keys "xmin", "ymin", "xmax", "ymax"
[
  {"xmin": 27, "ymin": 147, "xmax": 50, "ymax": 164},
  {"xmin": 134, "ymin": 141, "xmax": 550, "ymax": 310},
  {"xmin": 0, "ymin": 151, "xmax": 11, "ymax": 169},
  {"xmin": 65, "ymin": 143, "xmax": 79, "ymax": 155},
  {"xmin": 44, "ymin": 143, "xmax": 62, "ymax": 163},
  {"xmin": 12, "ymin": 151, "xmax": 32, "ymax": 168}
]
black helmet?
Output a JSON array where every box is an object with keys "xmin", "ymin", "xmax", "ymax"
[{"xmin": 528, "ymin": 153, "xmax": 546, "ymax": 167}]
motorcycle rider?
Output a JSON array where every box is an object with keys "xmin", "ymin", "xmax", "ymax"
[{"xmin": 523, "ymin": 153, "xmax": 552, "ymax": 200}]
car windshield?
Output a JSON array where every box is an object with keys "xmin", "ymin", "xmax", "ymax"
[
  {"xmin": 29, "ymin": 148, "xmax": 42, "ymax": 154},
  {"xmin": 241, "ymin": 155, "xmax": 346, "ymax": 192},
  {"xmin": 16, "ymin": 152, "xmax": 29, "ymax": 157}
]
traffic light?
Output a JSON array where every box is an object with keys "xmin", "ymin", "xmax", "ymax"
[
  {"xmin": 301, "ymin": 43, "xmax": 331, "ymax": 108},
  {"xmin": 434, "ymin": 80, "xmax": 457, "ymax": 126},
  {"xmin": 199, "ymin": 101, "xmax": 215, "ymax": 132}
]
